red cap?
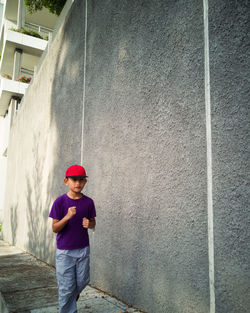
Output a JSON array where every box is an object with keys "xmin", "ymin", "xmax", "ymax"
[{"xmin": 65, "ymin": 165, "xmax": 88, "ymax": 178}]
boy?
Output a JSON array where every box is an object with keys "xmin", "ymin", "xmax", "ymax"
[{"xmin": 49, "ymin": 164, "xmax": 96, "ymax": 313}]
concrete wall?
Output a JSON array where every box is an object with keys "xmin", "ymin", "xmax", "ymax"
[
  {"xmin": 2, "ymin": 1, "xmax": 249, "ymax": 312},
  {"xmin": 84, "ymin": 1, "xmax": 209, "ymax": 312},
  {"xmin": 209, "ymin": 1, "xmax": 250, "ymax": 313},
  {"xmin": 0, "ymin": 105, "xmax": 12, "ymax": 222},
  {"xmin": 0, "ymin": 116, "xmax": 7, "ymax": 222}
]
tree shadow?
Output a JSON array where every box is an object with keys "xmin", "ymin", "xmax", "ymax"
[
  {"xmin": 23, "ymin": 0, "xmax": 86, "ymax": 265},
  {"xmin": 24, "ymin": 133, "xmax": 57, "ymax": 264}
]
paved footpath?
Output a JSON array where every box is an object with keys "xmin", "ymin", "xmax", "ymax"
[{"xmin": 0, "ymin": 240, "xmax": 144, "ymax": 313}]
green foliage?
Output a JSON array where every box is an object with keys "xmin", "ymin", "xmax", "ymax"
[
  {"xmin": 10, "ymin": 27, "xmax": 44, "ymax": 39},
  {"xmin": 24, "ymin": 0, "xmax": 67, "ymax": 16}
]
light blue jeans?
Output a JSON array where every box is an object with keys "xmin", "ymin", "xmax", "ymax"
[{"xmin": 56, "ymin": 246, "xmax": 90, "ymax": 313}]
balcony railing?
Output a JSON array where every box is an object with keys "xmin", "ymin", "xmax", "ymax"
[
  {"xmin": 24, "ymin": 22, "xmax": 53, "ymax": 39},
  {"xmin": 20, "ymin": 67, "xmax": 34, "ymax": 78}
]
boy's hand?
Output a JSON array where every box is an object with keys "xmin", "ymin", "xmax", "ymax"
[
  {"xmin": 67, "ymin": 206, "xmax": 76, "ymax": 219},
  {"xmin": 82, "ymin": 217, "xmax": 89, "ymax": 228},
  {"xmin": 83, "ymin": 217, "xmax": 96, "ymax": 229}
]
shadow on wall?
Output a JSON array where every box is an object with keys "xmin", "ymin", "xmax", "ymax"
[
  {"xmin": 48, "ymin": 0, "xmax": 84, "ymax": 172},
  {"xmin": 25, "ymin": 132, "xmax": 57, "ymax": 263},
  {"xmin": 22, "ymin": 0, "xmax": 85, "ymax": 263}
]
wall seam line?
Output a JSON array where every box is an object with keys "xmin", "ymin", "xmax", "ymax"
[
  {"xmin": 203, "ymin": 0, "xmax": 215, "ymax": 312},
  {"xmin": 81, "ymin": 0, "xmax": 88, "ymax": 165}
]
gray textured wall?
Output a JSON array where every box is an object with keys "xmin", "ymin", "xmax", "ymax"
[
  {"xmin": 84, "ymin": 1, "xmax": 209, "ymax": 312},
  {"xmin": 209, "ymin": 1, "xmax": 250, "ymax": 313},
  {"xmin": 2, "ymin": 0, "xmax": 249, "ymax": 313}
]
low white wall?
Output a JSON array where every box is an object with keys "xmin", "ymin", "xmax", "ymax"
[{"xmin": 0, "ymin": 108, "xmax": 11, "ymax": 222}]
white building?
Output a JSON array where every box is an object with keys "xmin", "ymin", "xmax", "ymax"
[{"xmin": 0, "ymin": 0, "xmax": 57, "ymax": 222}]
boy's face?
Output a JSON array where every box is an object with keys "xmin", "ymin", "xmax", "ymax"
[{"xmin": 64, "ymin": 177, "xmax": 87, "ymax": 193}]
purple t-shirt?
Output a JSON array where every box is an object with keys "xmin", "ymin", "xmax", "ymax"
[{"xmin": 49, "ymin": 193, "xmax": 96, "ymax": 250}]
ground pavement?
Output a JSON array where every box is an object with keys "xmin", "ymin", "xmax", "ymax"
[{"xmin": 0, "ymin": 240, "xmax": 144, "ymax": 313}]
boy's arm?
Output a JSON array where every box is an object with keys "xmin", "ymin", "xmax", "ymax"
[
  {"xmin": 52, "ymin": 206, "xmax": 76, "ymax": 233},
  {"xmin": 82, "ymin": 217, "xmax": 96, "ymax": 229}
]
